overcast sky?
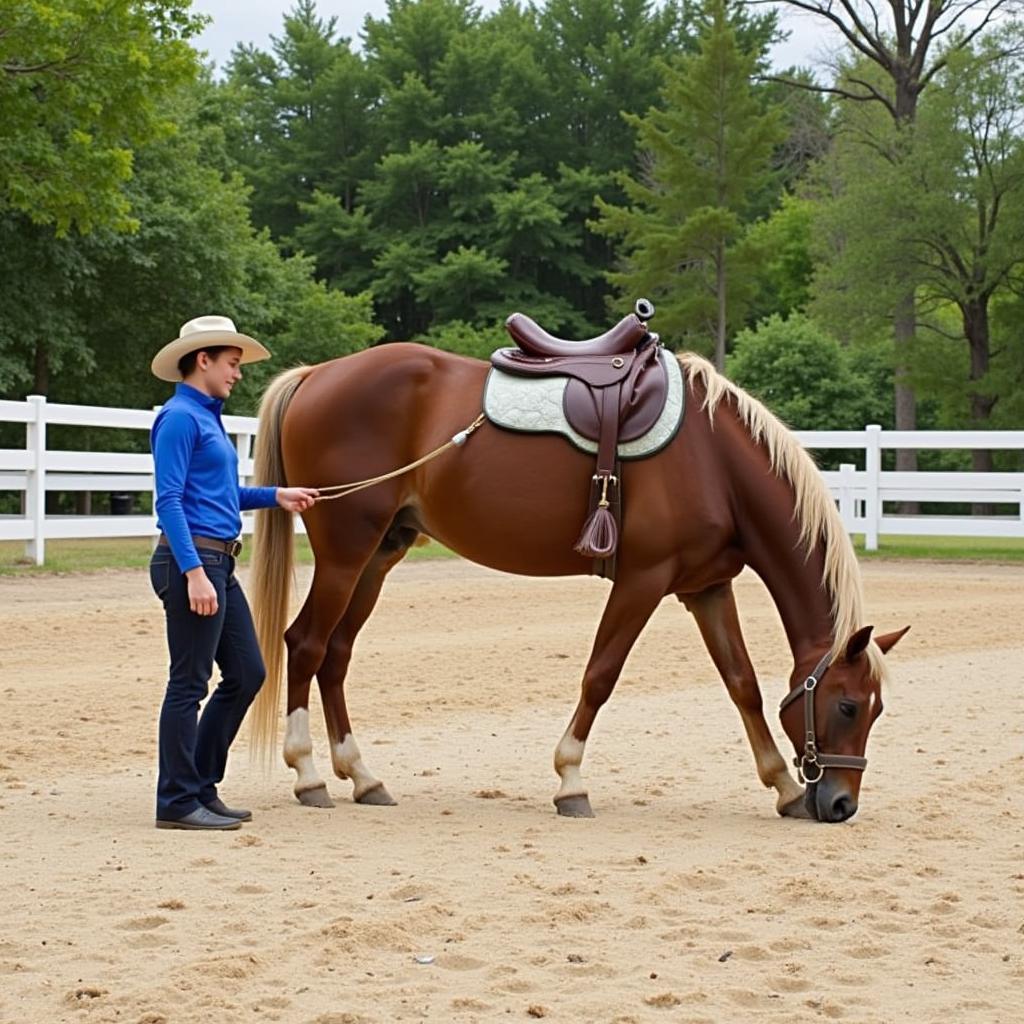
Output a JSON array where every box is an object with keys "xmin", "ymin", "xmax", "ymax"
[{"xmin": 191, "ymin": 1, "xmax": 842, "ymax": 75}]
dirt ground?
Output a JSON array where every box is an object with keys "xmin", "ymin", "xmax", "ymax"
[{"xmin": 0, "ymin": 558, "xmax": 1021, "ymax": 1024}]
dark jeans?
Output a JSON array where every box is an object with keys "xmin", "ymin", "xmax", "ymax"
[{"xmin": 149, "ymin": 544, "xmax": 265, "ymax": 821}]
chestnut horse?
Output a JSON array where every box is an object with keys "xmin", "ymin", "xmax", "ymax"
[{"xmin": 248, "ymin": 343, "xmax": 908, "ymax": 822}]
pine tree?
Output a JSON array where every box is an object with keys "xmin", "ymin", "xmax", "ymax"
[{"xmin": 592, "ymin": 0, "xmax": 783, "ymax": 367}]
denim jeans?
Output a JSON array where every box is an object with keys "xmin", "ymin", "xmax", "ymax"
[{"xmin": 150, "ymin": 544, "xmax": 265, "ymax": 820}]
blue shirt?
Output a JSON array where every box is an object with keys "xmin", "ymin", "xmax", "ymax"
[{"xmin": 151, "ymin": 383, "xmax": 278, "ymax": 572}]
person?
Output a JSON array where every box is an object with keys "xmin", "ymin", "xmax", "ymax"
[{"xmin": 148, "ymin": 315, "xmax": 318, "ymax": 830}]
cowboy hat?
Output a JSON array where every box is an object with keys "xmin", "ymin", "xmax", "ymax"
[{"xmin": 151, "ymin": 314, "xmax": 271, "ymax": 382}]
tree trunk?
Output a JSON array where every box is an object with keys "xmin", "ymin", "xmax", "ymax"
[
  {"xmin": 891, "ymin": 82, "xmax": 920, "ymax": 512},
  {"xmin": 33, "ymin": 339, "xmax": 49, "ymax": 395},
  {"xmin": 964, "ymin": 299, "xmax": 996, "ymax": 512},
  {"xmin": 893, "ymin": 291, "xmax": 918, "ymax": 514},
  {"xmin": 715, "ymin": 241, "xmax": 726, "ymax": 372}
]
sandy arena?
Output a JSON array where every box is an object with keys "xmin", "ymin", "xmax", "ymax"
[{"xmin": 0, "ymin": 558, "xmax": 1021, "ymax": 1023}]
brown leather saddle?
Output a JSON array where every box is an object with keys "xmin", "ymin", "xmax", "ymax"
[{"xmin": 490, "ymin": 300, "xmax": 667, "ymax": 564}]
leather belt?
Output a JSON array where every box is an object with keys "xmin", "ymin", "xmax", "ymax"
[{"xmin": 158, "ymin": 533, "xmax": 243, "ymax": 557}]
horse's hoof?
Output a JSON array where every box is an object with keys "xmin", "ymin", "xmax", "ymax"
[
  {"xmin": 779, "ymin": 793, "xmax": 813, "ymax": 819},
  {"xmin": 296, "ymin": 784, "xmax": 335, "ymax": 809},
  {"xmin": 355, "ymin": 783, "xmax": 397, "ymax": 806},
  {"xmin": 555, "ymin": 794, "xmax": 595, "ymax": 818}
]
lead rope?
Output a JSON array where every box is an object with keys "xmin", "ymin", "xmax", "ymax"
[{"xmin": 310, "ymin": 412, "xmax": 487, "ymax": 503}]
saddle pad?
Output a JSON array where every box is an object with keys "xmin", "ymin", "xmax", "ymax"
[{"xmin": 483, "ymin": 348, "xmax": 685, "ymax": 460}]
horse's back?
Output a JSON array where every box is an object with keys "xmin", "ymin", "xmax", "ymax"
[
  {"xmin": 285, "ymin": 343, "xmax": 483, "ymax": 432},
  {"xmin": 279, "ymin": 344, "xmax": 741, "ymax": 583},
  {"xmin": 280, "ymin": 344, "xmax": 484, "ymax": 478}
]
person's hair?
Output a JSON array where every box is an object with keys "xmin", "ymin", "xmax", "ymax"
[{"xmin": 178, "ymin": 346, "xmax": 231, "ymax": 378}]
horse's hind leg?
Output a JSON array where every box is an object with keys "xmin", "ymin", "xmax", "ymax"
[
  {"xmin": 281, "ymin": 510, "xmax": 399, "ymax": 807},
  {"xmin": 553, "ymin": 572, "xmax": 667, "ymax": 818},
  {"xmin": 281, "ymin": 561, "xmax": 350, "ymax": 809},
  {"xmin": 680, "ymin": 582, "xmax": 808, "ymax": 817},
  {"xmin": 316, "ymin": 537, "xmax": 414, "ymax": 806}
]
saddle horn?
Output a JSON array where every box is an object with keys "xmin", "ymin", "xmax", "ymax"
[{"xmin": 635, "ymin": 297, "xmax": 655, "ymax": 322}]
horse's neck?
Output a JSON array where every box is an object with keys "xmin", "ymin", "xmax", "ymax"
[
  {"xmin": 728, "ymin": 449, "xmax": 834, "ymax": 678},
  {"xmin": 752, "ymin": 536, "xmax": 834, "ymax": 680}
]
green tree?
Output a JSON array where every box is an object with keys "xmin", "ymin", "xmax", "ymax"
[
  {"xmin": 413, "ymin": 246, "xmax": 509, "ymax": 323},
  {"xmin": 811, "ymin": 32, "xmax": 1024, "ymax": 470},
  {"xmin": 421, "ymin": 318, "xmax": 507, "ymax": 359},
  {"xmin": 0, "ymin": 214, "xmax": 101, "ymax": 394},
  {"xmin": 592, "ymin": 0, "xmax": 784, "ymax": 367},
  {"xmin": 727, "ymin": 313, "xmax": 892, "ymax": 435},
  {"xmin": 224, "ymin": 0, "xmax": 380, "ymax": 240},
  {"xmin": 744, "ymin": 192, "xmax": 815, "ymax": 324},
  {"xmin": 904, "ymin": 35, "xmax": 1024, "ymax": 467},
  {"xmin": 0, "ymin": 0, "xmax": 204, "ymax": 233},
  {"xmin": 0, "ymin": 80, "xmax": 382, "ymax": 409},
  {"xmin": 770, "ymin": 0, "xmax": 1022, "ymax": 465}
]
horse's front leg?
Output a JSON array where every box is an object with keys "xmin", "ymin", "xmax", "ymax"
[
  {"xmin": 680, "ymin": 582, "xmax": 808, "ymax": 817},
  {"xmin": 554, "ymin": 573, "xmax": 667, "ymax": 818}
]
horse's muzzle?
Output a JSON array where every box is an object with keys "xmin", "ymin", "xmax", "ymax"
[{"xmin": 807, "ymin": 780, "xmax": 858, "ymax": 823}]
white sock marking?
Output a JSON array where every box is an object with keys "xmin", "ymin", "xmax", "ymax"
[
  {"xmin": 284, "ymin": 708, "xmax": 324, "ymax": 794},
  {"xmin": 554, "ymin": 733, "xmax": 588, "ymax": 802},
  {"xmin": 331, "ymin": 734, "xmax": 381, "ymax": 800}
]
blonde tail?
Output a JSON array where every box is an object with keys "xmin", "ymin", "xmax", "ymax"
[{"xmin": 248, "ymin": 365, "xmax": 314, "ymax": 766}]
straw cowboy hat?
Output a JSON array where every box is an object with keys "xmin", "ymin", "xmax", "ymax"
[{"xmin": 151, "ymin": 314, "xmax": 271, "ymax": 382}]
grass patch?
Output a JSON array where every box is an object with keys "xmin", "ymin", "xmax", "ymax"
[
  {"xmin": 0, "ymin": 534, "xmax": 456, "ymax": 575},
  {"xmin": 853, "ymin": 534, "xmax": 1024, "ymax": 562},
  {"xmin": 1, "ymin": 532, "xmax": 1019, "ymax": 575},
  {"xmin": 0, "ymin": 537, "xmax": 158, "ymax": 574}
]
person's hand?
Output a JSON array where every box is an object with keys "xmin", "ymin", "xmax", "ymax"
[
  {"xmin": 186, "ymin": 567, "xmax": 218, "ymax": 616},
  {"xmin": 277, "ymin": 487, "xmax": 319, "ymax": 513}
]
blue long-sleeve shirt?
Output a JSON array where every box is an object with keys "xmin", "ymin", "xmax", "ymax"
[{"xmin": 151, "ymin": 383, "xmax": 278, "ymax": 572}]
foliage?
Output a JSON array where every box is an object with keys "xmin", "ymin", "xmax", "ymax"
[
  {"xmin": 420, "ymin": 319, "xmax": 508, "ymax": 360},
  {"xmin": 591, "ymin": 0, "xmax": 784, "ymax": 366},
  {"xmin": 222, "ymin": 0, "xmax": 754, "ymax": 340},
  {"xmin": 743, "ymin": 193, "xmax": 815, "ymax": 324},
  {"xmin": 810, "ymin": 29, "xmax": 1024, "ymax": 442},
  {"xmin": 0, "ymin": 79, "xmax": 381, "ymax": 415},
  {"xmin": 0, "ymin": 0, "xmax": 205, "ymax": 233},
  {"xmin": 1, "ymin": 0, "xmax": 1021, "ymax": 451},
  {"xmin": 727, "ymin": 313, "xmax": 892, "ymax": 430}
]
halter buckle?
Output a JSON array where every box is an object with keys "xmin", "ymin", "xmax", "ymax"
[{"xmin": 798, "ymin": 754, "xmax": 824, "ymax": 785}]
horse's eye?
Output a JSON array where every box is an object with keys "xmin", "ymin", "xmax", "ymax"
[{"xmin": 838, "ymin": 700, "xmax": 858, "ymax": 719}]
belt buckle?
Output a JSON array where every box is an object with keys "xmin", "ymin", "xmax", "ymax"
[{"xmin": 228, "ymin": 539, "xmax": 243, "ymax": 557}]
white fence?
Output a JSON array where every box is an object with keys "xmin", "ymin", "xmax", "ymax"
[
  {"xmin": 809, "ymin": 424, "xmax": 1024, "ymax": 549},
  {"xmin": 1, "ymin": 397, "xmax": 1022, "ymax": 565},
  {"xmin": 0, "ymin": 396, "xmax": 267, "ymax": 565}
]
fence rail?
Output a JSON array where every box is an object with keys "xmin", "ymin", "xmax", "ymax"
[{"xmin": 1, "ymin": 397, "xmax": 1022, "ymax": 565}]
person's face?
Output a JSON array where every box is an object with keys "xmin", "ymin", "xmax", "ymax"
[{"xmin": 195, "ymin": 347, "xmax": 244, "ymax": 400}]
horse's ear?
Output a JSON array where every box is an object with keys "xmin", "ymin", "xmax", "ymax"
[
  {"xmin": 874, "ymin": 625, "xmax": 911, "ymax": 654},
  {"xmin": 845, "ymin": 625, "xmax": 874, "ymax": 661}
]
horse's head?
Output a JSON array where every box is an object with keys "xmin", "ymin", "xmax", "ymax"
[{"xmin": 780, "ymin": 625, "xmax": 910, "ymax": 823}]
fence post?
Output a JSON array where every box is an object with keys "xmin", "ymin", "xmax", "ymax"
[
  {"xmin": 865, "ymin": 424, "xmax": 881, "ymax": 552},
  {"xmin": 838, "ymin": 463, "xmax": 856, "ymax": 532},
  {"xmin": 151, "ymin": 405, "xmax": 162, "ymax": 547},
  {"xmin": 25, "ymin": 395, "xmax": 47, "ymax": 565},
  {"xmin": 235, "ymin": 430, "xmax": 253, "ymax": 487}
]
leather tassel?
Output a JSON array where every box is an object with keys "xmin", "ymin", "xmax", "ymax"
[{"xmin": 574, "ymin": 505, "xmax": 618, "ymax": 558}]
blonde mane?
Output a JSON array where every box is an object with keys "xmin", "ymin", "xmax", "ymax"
[{"xmin": 678, "ymin": 353, "xmax": 887, "ymax": 682}]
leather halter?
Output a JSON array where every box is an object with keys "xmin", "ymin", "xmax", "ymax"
[{"xmin": 778, "ymin": 652, "xmax": 868, "ymax": 785}]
